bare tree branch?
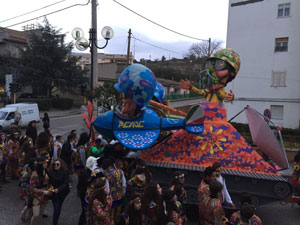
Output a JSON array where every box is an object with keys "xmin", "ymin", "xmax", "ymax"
[{"xmin": 186, "ymin": 40, "xmax": 224, "ymax": 58}]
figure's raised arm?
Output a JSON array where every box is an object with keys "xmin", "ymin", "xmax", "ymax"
[{"xmin": 179, "ymin": 79, "xmax": 192, "ymax": 90}]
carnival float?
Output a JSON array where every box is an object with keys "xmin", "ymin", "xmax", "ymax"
[{"xmin": 92, "ymin": 49, "xmax": 293, "ymax": 207}]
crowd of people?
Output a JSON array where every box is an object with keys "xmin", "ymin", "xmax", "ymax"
[
  {"xmin": 197, "ymin": 165, "xmax": 262, "ymax": 225},
  {"xmin": 0, "ymin": 120, "xmax": 264, "ymax": 225}
]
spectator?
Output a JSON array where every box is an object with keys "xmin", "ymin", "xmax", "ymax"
[
  {"xmin": 70, "ymin": 130, "xmax": 77, "ymax": 139},
  {"xmin": 291, "ymin": 150, "xmax": 300, "ymax": 196},
  {"xmin": 29, "ymin": 158, "xmax": 52, "ymax": 225},
  {"xmin": 47, "ymin": 159, "xmax": 70, "ymax": 225},
  {"xmin": 89, "ymin": 138, "xmax": 104, "ymax": 158},
  {"xmin": 120, "ymin": 193, "xmax": 142, "ymax": 225},
  {"xmin": 198, "ymin": 166, "xmax": 216, "ymax": 225},
  {"xmin": 163, "ymin": 189, "xmax": 183, "ymax": 225},
  {"xmin": 20, "ymin": 159, "xmax": 35, "ymax": 222},
  {"xmin": 127, "ymin": 166, "xmax": 149, "ymax": 197},
  {"xmin": 26, "ymin": 121, "xmax": 38, "ymax": 145},
  {"xmin": 103, "ymin": 141, "xmax": 128, "ymax": 159},
  {"xmin": 7, "ymin": 131, "xmax": 20, "ymax": 179},
  {"xmin": 230, "ymin": 192, "xmax": 262, "ymax": 225},
  {"xmin": 15, "ymin": 110, "xmax": 22, "ymax": 126},
  {"xmin": 77, "ymin": 156, "xmax": 98, "ymax": 225},
  {"xmin": 60, "ymin": 134, "xmax": 74, "ymax": 176},
  {"xmin": 170, "ymin": 171, "xmax": 185, "ymax": 187},
  {"xmin": 42, "ymin": 113, "xmax": 50, "ymax": 132},
  {"xmin": 141, "ymin": 182, "xmax": 165, "ymax": 225},
  {"xmin": 212, "ymin": 162, "xmax": 235, "ymax": 208},
  {"xmin": 52, "ymin": 135, "xmax": 63, "ymax": 161},
  {"xmin": 74, "ymin": 132, "xmax": 89, "ymax": 172},
  {"xmin": 87, "ymin": 179, "xmax": 112, "ymax": 225},
  {"xmin": 105, "ymin": 157, "xmax": 126, "ymax": 224},
  {"xmin": 0, "ymin": 133, "xmax": 8, "ymax": 183},
  {"xmin": 202, "ymin": 180, "xmax": 227, "ymax": 225},
  {"xmin": 239, "ymin": 203, "xmax": 262, "ymax": 225},
  {"xmin": 35, "ymin": 132, "xmax": 51, "ymax": 160}
]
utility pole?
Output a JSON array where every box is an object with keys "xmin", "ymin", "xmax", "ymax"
[
  {"xmin": 208, "ymin": 38, "xmax": 211, "ymax": 56},
  {"xmin": 126, "ymin": 29, "xmax": 131, "ymax": 66},
  {"xmin": 91, "ymin": 0, "xmax": 98, "ymax": 116}
]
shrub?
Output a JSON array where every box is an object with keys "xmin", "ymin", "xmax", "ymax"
[
  {"xmin": 52, "ymin": 98, "xmax": 73, "ymax": 110},
  {"xmin": 17, "ymin": 98, "xmax": 52, "ymax": 111},
  {"xmin": 231, "ymin": 122, "xmax": 250, "ymax": 134}
]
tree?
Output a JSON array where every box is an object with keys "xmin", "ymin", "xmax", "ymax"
[
  {"xmin": 17, "ymin": 20, "xmax": 87, "ymax": 97},
  {"xmin": 90, "ymin": 81, "xmax": 120, "ymax": 111},
  {"xmin": 187, "ymin": 39, "xmax": 223, "ymax": 58}
]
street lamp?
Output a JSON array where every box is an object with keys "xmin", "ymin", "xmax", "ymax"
[{"xmin": 71, "ymin": 26, "xmax": 114, "ymax": 90}]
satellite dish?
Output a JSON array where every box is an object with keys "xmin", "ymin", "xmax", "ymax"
[
  {"xmin": 75, "ymin": 37, "xmax": 89, "ymax": 51},
  {"xmin": 71, "ymin": 27, "xmax": 84, "ymax": 40},
  {"xmin": 101, "ymin": 26, "xmax": 114, "ymax": 40}
]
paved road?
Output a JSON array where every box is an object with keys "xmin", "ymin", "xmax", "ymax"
[
  {"xmin": 0, "ymin": 175, "xmax": 81, "ymax": 225},
  {"xmin": 35, "ymin": 114, "xmax": 89, "ymax": 140}
]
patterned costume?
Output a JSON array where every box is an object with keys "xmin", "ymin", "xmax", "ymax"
[
  {"xmin": 169, "ymin": 210, "xmax": 183, "ymax": 225},
  {"xmin": 90, "ymin": 196, "xmax": 112, "ymax": 225},
  {"xmin": 191, "ymin": 86, "xmax": 229, "ymax": 103},
  {"xmin": 127, "ymin": 175, "xmax": 147, "ymax": 196},
  {"xmin": 53, "ymin": 141, "xmax": 62, "ymax": 160},
  {"xmin": 0, "ymin": 142, "xmax": 8, "ymax": 181},
  {"xmin": 107, "ymin": 167, "xmax": 126, "ymax": 201},
  {"xmin": 7, "ymin": 139, "xmax": 20, "ymax": 178},
  {"xmin": 36, "ymin": 143, "xmax": 51, "ymax": 160},
  {"xmin": 29, "ymin": 171, "xmax": 53, "ymax": 206},
  {"xmin": 201, "ymin": 196, "xmax": 225, "ymax": 225},
  {"xmin": 230, "ymin": 211, "xmax": 262, "ymax": 225},
  {"xmin": 73, "ymin": 145, "xmax": 87, "ymax": 170},
  {"xmin": 142, "ymin": 201, "xmax": 159, "ymax": 225},
  {"xmin": 198, "ymin": 179, "xmax": 210, "ymax": 224}
]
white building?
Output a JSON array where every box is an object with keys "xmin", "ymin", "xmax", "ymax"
[{"xmin": 225, "ymin": 0, "xmax": 300, "ymax": 128}]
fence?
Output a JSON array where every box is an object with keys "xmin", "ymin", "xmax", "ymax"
[
  {"xmin": 240, "ymin": 133, "xmax": 300, "ymax": 149},
  {"xmin": 166, "ymin": 93, "xmax": 203, "ymax": 100}
]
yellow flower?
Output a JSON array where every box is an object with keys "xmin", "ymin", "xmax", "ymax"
[{"xmin": 196, "ymin": 125, "xmax": 226, "ymax": 155}]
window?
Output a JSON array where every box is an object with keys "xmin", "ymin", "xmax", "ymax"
[
  {"xmin": 275, "ymin": 37, "xmax": 288, "ymax": 52},
  {"xmin": 271, "ymin": 71, "xmax": 286, "ymax": 87},
  {"xmin": 278, "ymin": 3, "xmax": 290, "ymax": 17},
  {"xmin": 271, "ymin": 105, "xmax": 284, "ymax": 120}
]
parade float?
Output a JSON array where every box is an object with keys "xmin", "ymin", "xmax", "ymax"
[{"xmin": 92, "ymin": 49, "xmax": 293, "ymax": 207}]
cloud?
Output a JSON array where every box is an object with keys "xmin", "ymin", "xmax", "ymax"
[{"xmin": 102, "ymin": 31, "xmax": 193, "ymax": 61}]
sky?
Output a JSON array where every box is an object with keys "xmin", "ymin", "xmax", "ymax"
[{"xmin": 0, "ymin": 0, "xmax": 229, "ymax": 60}]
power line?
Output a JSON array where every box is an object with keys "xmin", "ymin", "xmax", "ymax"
[
  {"xmin": 0, "ymin": 0, "xmax": 67, "ymax": 24},
  {"xmin": 5, "ymin": 0, "xmax": 90, "ymax": 28},
  {"xmin": 132, "ymin": 36, "xmax": 185, "ymax": 56},
  {"xmin": 112, "ymin": 0, "xmax": 208, "ymax": 41}
]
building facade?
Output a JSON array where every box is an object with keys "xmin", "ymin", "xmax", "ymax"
[
  {"xmin": 0, "ymin": 27, "xmax": 29, "ymax": 57},
  {"xmin": 71, "ymin": 52, "xmax": 134, "ymax": 70},
  {"xmin": 226, "ymin": 0, "xmax": 300, "ymax": 128}
]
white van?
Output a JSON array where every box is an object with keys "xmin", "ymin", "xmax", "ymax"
[{"xmin": 0, "ymin": 103, "xmax": 40, "ymax": 130}]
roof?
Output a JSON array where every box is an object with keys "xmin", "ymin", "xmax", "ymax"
[
  {"xmin": 0, "ymin": 27, "xmax": 28, "ymax": 44},
  {"xmin": 157, "ymin": 78, "xmax": 179, "ymax": 87}
]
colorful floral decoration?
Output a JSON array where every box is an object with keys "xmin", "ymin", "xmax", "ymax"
[{"xmin": 142, "ymin": 101, "xmax": 278, "ymax": 175}]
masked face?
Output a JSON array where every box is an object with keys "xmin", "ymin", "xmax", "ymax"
[
  {"xmin": 121, "ymin": 95, "xmax": 137, "ymax": 117},
  {"xmin": 202, "ymin": 59, "xmax": 230, "ymax": 88}
]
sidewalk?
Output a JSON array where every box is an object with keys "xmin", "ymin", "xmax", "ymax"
[{"xmin": 39, "ymin": 106, "xmax": 84, "ymax": 119}]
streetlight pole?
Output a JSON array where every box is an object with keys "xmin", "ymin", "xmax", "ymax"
[{"xmin": 91, "ymin": 0, "xmax": 98, "ymax": 92}]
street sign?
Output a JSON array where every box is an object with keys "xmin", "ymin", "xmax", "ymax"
[{"xmin": 263, "ymin": 109, "xmax": 271, "ymax": 122}]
